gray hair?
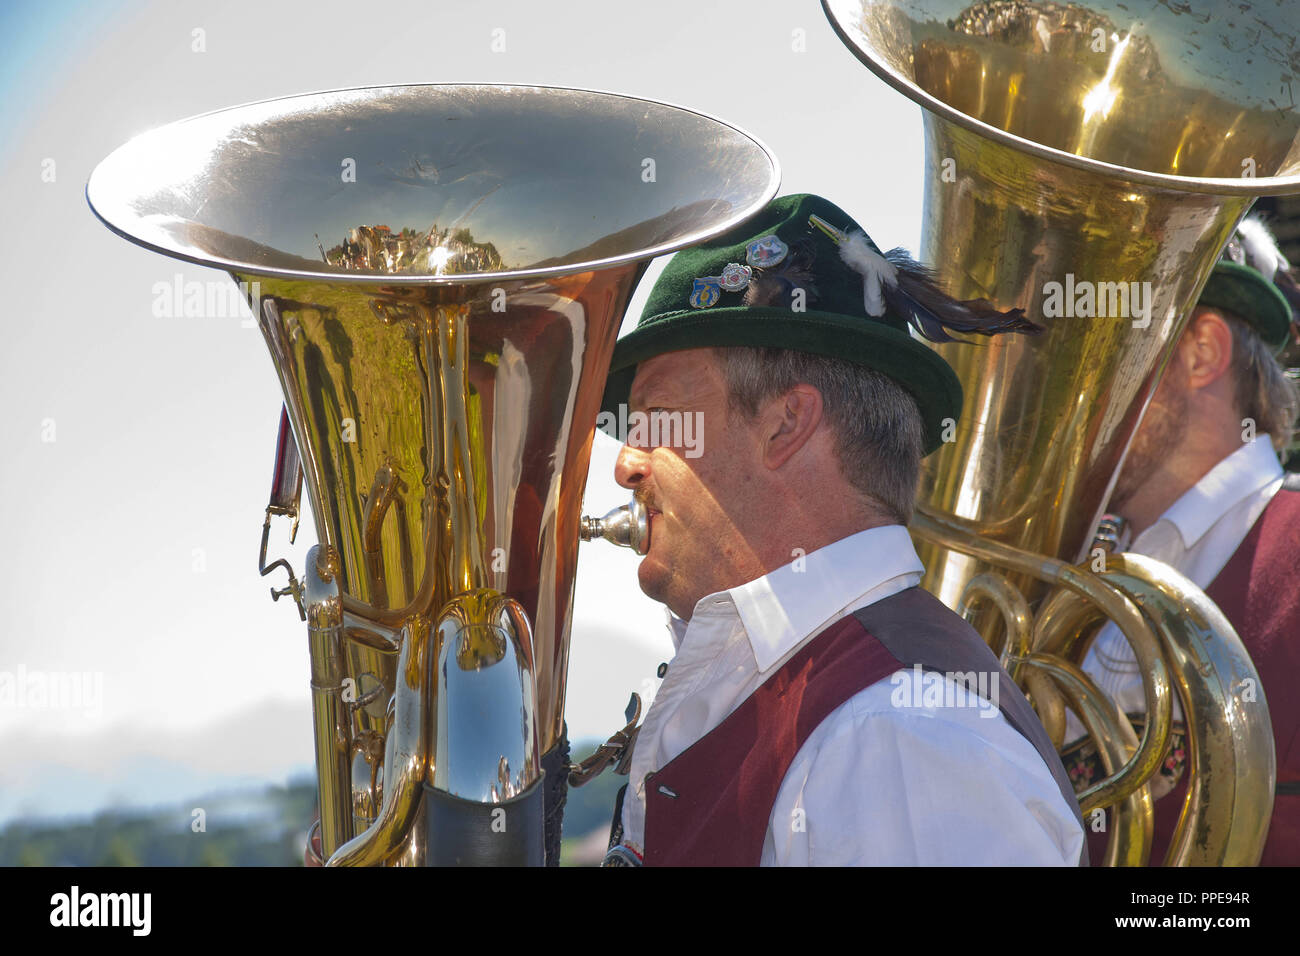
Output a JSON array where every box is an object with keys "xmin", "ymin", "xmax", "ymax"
[
  {"xmin": 712, "ymin": 346, "xmax": 924, "ymax": 523},
  {"xmin": 1217, "ymin": 309, "xmax": 1300, "ymax": 451}
]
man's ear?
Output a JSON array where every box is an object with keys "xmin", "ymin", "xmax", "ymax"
[
  {"xmin": 1181, "ymin": 308, "xmax": 1235, "ymax": 390},
  {"xmin": 761, "ymin": 384, "xmax": 824, "ymax": 470}
]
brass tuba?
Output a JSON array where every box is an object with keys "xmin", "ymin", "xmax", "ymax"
[
  {"xmin": 87, "ymin": 84, "xmax": 779, "ymax": 865},
  {"xmin": 824, "ymin": 0, "xmax": 1300, "ymax": 863}
]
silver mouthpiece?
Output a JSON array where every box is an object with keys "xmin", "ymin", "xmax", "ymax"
[{"xmin": 579, "ymin": 498, "xmax": 649, "ymax": 555}]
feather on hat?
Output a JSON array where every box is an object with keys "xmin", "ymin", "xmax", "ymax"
[{"xmin": 829, "ymin": 220, "xmax": 1041, "ymax": 343}]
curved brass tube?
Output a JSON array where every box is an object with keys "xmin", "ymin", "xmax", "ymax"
[
  {"xmin": 361, "ymin": 460, "xmax": 401, "ymax": 611},
  {"xmin": 430, "ymin": 589, "xmax": 540, "ymax": 801},
  {"xmin": 303, "ymin": 545, "xmax": 352, "ymax": 860},
  {"xmin": 959, "ymin": 572, "xmax": 1031, "ymax": 679},
  {"xmin": 960, "ymin": 572, "xmax": 1069, "ymax": 747},
  {"xmin": 1024, "ymin": 667, "xmax": 1068, "ymax": 753},
  {"xmin": 1101, "ymin": 555, "xmax": 1275, "ymax": 866},
  {"xmin": 1029, "ymin": 582, "xmax": 1173, "ymax": 811},
  {"xmin": 912, "ymin": 508, "xmax": 1172, "ymax": 810},
  {"xmin": 915, "ymin": 507, "xmax": 1275, "ymax": 865},
  {"xmin": 327, "ymin": 615, "xmax": 432, "ymax": 867},
  {"xmin": 1022, "ymin": 653, "xmax": 1153, "ymax": 865}
]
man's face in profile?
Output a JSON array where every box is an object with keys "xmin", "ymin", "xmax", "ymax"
[
  {"xmin": 614, "ymin": 349, "xmax": 767, "ymax": 620},
  {"xmin": 1110, "ymin": 329, "xmax": 1194, "ymax": 515}
]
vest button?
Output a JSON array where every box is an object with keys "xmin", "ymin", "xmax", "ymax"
[{"xmin": 657, "ymin": 662, "xmax": 668, "ymax": 678}]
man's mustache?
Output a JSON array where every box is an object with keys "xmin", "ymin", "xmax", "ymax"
[{"xmin": 634, "ymin": 485, "xmax": 659, "ymax": 513}]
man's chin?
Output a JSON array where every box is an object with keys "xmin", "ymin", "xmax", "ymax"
[{"xmin": 636, "ymin": 556, "xmax": 670, "ymax": 605}]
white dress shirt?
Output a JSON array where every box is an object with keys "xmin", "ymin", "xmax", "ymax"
[
  {"xmin": 1071, "ymin": 437, "xmax": 1285, "ymax": 734},
  {"xmin": 620, "ymin": 524, "xmax": 1085, "ymax": 865}
]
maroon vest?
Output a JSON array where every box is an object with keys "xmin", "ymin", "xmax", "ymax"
[
  {"xmin": 640, "ymin": 587, "xmax": 1086, "ymax": 866},
  {"xmin": 1110, "ymin": 479, "xmax": 1300, "ymax": 867}
]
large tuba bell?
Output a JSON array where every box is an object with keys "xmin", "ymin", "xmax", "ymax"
[
  {"xmin": 825, "ymin": 0, "xmax": 1300, "ymax": 863},
  {"xmin": 87, "ymin": 84, "xmax": 778, "ymax": 865}
]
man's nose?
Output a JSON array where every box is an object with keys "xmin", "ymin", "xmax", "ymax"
[{"xmin": 614, "ymin": 443, "xmax": 650, "ymax": 489}]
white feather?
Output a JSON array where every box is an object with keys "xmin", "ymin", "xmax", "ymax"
[
  {"xmin": 1236, "ymin": 215, "xmax": 1290, "ymax": 279},
  {"xmin": 839, "ymin": 230, "xmax": 898, "ymax": 317}
]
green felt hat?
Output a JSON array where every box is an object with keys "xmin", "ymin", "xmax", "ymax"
[
  {"xmin": 599, "ymin": 194, "xmax": 965, "ymax": 454},
  {"xmin": 1198, "ymin": 260, "xmax": 1293, "ymax": 354}
]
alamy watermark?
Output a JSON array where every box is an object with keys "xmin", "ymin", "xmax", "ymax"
[
  {"xmin": 152, "ymin": 274, "xmax": 259, "ymax": 322},
  {"xmin": 0, "ymin": 665, "xmax": 103, "ymax": 717},
  {"xmin": 1042, "ymin": 275, "xmax": 1153, "ymax": 328},
  {"xmin": 50, "ymin": 886, "xmax": 150, "ymax": 936},
  {"xmin": 597, "ymin": 405, "xmax": 704, "ymax": 458},
  {"xmin": 890, "ymin": 664, "xmax": 1000, "ymax": 718}
]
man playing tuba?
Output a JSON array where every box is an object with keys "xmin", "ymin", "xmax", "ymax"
[
  {"xmin": 1067, "ymin": 217, "xmax": 1300, "ymax": 866},
  {"xmin": 596, "ymin": 194, "xmax": 1085, "ymax": 866}
]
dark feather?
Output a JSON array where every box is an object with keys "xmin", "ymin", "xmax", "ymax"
[
  {"xmin": 882, "ymin": 247, "xmax": 1041, "ymax": 343},
  {"xmin": 743, "ymin": 238, "xmax": 819, "ymax": 309},
  {"xmin": 744, "ymin": 273, "xmax": 798, "ymax": 307}
]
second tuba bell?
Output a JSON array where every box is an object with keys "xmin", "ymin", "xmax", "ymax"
[{"xmin": 825, "ymin": 0, "xmax": 1300, "ymax": 863}]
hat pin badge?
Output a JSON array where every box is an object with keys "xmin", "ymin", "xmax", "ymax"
[
  {"xmin": 718, "ymin": 262, "xmax": 752, "ymax": 291},
  {"xmin": 688, "ymin": 263, "xmax": 752, "ymax": 308},
  {"xmin": 745, "ymin": 234, "xmax": 789, "ymax": 268},
  {"xmin": 689, "ymin": 277, "xmax": 722, "ymax": 309}
]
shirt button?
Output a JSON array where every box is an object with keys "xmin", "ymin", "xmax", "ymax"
[{"xmin": 657, "ymin": 662, "xmax": 668, "ymax": 678}]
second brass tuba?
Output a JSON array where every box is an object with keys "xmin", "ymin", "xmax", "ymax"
[{"xmin": 825, "ymin": 0, "xmax": 1300, "ymax": 863}]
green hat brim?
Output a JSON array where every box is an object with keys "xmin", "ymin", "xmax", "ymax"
[
  {"xmin": 1199, "ymin": 260, "xmax": 1292, "ymax": 353},
  {"xmin": 599, "ymin": 306, "xmax": 962, "ymax": 455}
]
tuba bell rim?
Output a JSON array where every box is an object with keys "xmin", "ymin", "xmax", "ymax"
[
  {"xmin": 86, "ymin": 80, "xmax": 782, "ymax": 285},
  {"xmin": 820, "ymin": 0, "xmax": 1300, "ymax": 197}
]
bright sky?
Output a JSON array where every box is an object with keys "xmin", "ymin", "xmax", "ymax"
[{"xmin": 0, "ymin": 0, "xmax": 923, "ymax": 823}]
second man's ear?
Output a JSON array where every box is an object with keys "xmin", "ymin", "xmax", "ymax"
[{"xmin": 1183, "ymin": 309, "xmax": 1235, "ymax": 390}]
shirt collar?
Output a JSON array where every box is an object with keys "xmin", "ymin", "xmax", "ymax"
[
  {"xmin": 665, "ymin": 607, "xmax": 688, "ymax": 652},
  {"xmin": 1159, "ymin": 438, "xmax": 1283, "ymax": 549},
  {"xmin": 712, "ymin": 525, "xmax": 925, "ymax": 673}
]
